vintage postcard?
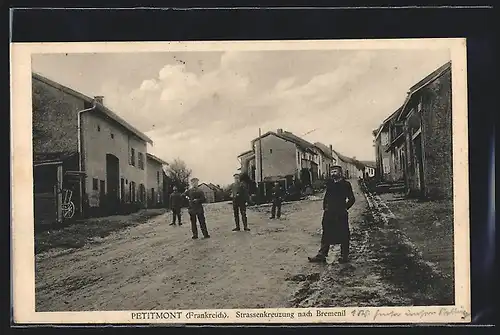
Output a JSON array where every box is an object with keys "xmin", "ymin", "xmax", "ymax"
[{"xmin": 11, "ymin": 38, "xmax": 470, "ymax": 324}]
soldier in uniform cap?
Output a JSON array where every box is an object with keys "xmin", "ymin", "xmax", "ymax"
[
  {"xmin": 230, "ymin": 173, "xmax": 250, "ymax": 231},
  {"xmin": 269, "ymin": 181, "xmax": 284, "ymax": 219},
  {"xmin": 184, "ymin": 177, "xmax": 210, "ymax": 239},
  {"xmin": 308, "ymin": 165, "xmax": 355, "ymax": 264}
]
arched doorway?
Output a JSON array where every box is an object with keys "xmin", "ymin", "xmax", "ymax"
[{"xmin": 106, "ymin": 154, "xmax": 120, "ymax": 214}]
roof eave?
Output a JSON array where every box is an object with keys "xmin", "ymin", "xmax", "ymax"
[
  {"xmin": 397, "ymin": 63, "xmax": 451, "ymax": 122},
  {"xmin": 146, "ymin": 153, "xmax": 168, "ymax": 165},
  {"xmin": 33, "ymin": 73, "xmax": 153, "ymax": 144},
  {"xmin": 96, "ymin": 105, "xmax": 153, "ymax": 144}
]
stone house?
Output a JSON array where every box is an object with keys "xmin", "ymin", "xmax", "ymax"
[
  {"xmin": 146, "ymin": 153, "xmax": 168, "ymax": 208},
  {"xmin": 333, "ymin": 151, "xmax": 359, "ymax": 180},
  {"xmin": 387, "ymin": 61, "xmax": 453, "ymax": 199},
  {"xmin": 251, "ymin": 129, "xmax": 319, "ymax": 193},
  {"xmin": 198, "ymin": 183, "xmax": 218, "ymax": 203},
  {"xmin": 32, "ymin": 72, "xmax": 153, "ymax": 222},
  {"xmin": 312, "ymin": 142, "xmax": 339, "ymax": 179},
  {"xmin": 360, "ymin": 161, "xmax": 377, "ymax": 178},
  {"xmin": 373, "ymin": 107, "xmax": 402, "ymax": 183},
  {"xmin": 238, "ymin": 149, "xmax": 256, "ymax": 181}
]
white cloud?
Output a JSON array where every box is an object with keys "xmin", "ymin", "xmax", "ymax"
[
  {"xmin": 139, "ymin": 79, "xmax": 160, "ymax": 91},
  {"xmin": 60, "ymin": 49, "xmax": 450, "ymax": 185}
]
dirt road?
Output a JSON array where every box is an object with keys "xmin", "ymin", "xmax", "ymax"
[{"xmin": 36, "ymin": 182, "xmax": 368, "ymax": 311}]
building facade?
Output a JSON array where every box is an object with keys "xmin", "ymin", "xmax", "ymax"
[
  {"xmin": 373, "ymin": 108, "xmax": 401, "ymax": 183},
  {"xmin": 250, "ymin": 129, "xmax": 319, "ymax": 190},
  {"xmin": 198, "ymin": 183, "xmax": 216, "ymax": 203},
  {"xmin": 312, "ymin": 142, "xmax": 339, "ymax": 179},
  {"xmin": 146, "ymin": 153, "xmax": 167, "ymax": 208},
  {"xmin": 388, "ymin": 61, "xmax": 453, "ymax": 199},
  {"xmin": 81, "ymin": 105, "xmax": 151, "ymax": 214},
  {"xmin": 32, "ymin": 72, "xmax": 157, "ymax": 222},
  {"xmin": 335, "ymin": 152, "xmax": 358, "ymax": 180}
]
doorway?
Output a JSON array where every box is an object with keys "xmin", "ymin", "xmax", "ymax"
[
  {"xmin": 413, "ymin": 134, "xmax": 425, "ymax": 195},
  {"xmin": 106, "ymin": 154, "xmax": 120, "ymax": 214}
]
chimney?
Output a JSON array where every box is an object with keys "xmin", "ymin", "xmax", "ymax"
[
  {"xmin": 94, "ymin": 96, "xmax": 104, "ymax": 105},
  {"xmin": 329, "ymin": 144, "xmax": 333, "ymax": 152},
  {"xmin": 277, "ymin": 128, "xmax": 283, "ymax": 134}
]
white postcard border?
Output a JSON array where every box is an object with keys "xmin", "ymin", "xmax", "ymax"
[{"xmin": 10, "ymin": 38, "xmax": 470, "ymax": 324}]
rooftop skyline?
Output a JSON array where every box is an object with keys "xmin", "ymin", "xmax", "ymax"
[{"xmin": 32, "ymin": 48, "xmax": 451, "ymax": 185}]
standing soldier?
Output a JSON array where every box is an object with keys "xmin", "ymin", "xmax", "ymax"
[
  {"xmin": 184, "ymin": 178, "xmax": 210, "ymax": 239},
  {"xmin": 270, "ymin": 181, "xmax": 284, "ymax": 219},
  {"xmin": 231, "ymin": 173, "xmax": 250, "ymax": 231},
  {"xmin": 308, "ymin": 165, "xmax": 355, "ymax": 264},
  {"xmin": 169, "ymin": 186, "xmax": 183, "ymax": 226}
]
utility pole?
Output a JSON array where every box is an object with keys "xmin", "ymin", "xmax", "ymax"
[
  {"xmin": 258, "ymin": 128, "xmax": 263, "ymax": 183},
  {"xmin": 258, "ymin": 128, "xmax": 264, "ymax": 197}
]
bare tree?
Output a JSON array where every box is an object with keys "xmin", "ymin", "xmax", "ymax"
[{"xmin": 165, "ymin": 158, "xmax": 192, "ymax": 192}]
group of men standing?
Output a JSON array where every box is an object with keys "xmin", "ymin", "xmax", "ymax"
[{"xmin": 167, "ymin": 164, "xmax": 356, "ymax": 264}]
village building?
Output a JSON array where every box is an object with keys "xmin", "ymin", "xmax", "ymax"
[
  {"xmin": 198, "ymin": 183, "xmax": 222, "ymax": 203},
  {"xmin": 333, "ymin": 151, "xmax": 359, "ymax": 180},
  {"xmin": 32, "ymin": 72, "xmax": 159, "ymax": 224},
  {"xmin": 209, "ymin": 183, "xmax": 224, "ymax": 202},
  {"xmin": 360, "ymin": 161, "xmax": 377, "ymax": 178},
  {"xmin": 146, "ymin": 153, "xmax": 168, "ymax": 208},
  {"xmin": 238, "ymin": 149, "xmax": 256, "ymax": 181},
  {"xmin": 240, "ymin": 129, "xmax": 320, "ymax": 195},
  {"xmin": 386, "ymin": 61, "xmax": 452, "ymax": 199},
  {"xmin": 237, "ymin": 129, "xmax": 366, "ymax": 201},
  {"xmin": 373, "ymin": 107, "xmax": 403, "ymax": 183},
  {"xmin": 312, "ymin": 142, "xmax": 339, "ymax": 179}
]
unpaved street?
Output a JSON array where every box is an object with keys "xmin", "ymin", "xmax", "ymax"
[{"xmin": 36, "ymin": 181, "xmax": 409, "ymax": 311}]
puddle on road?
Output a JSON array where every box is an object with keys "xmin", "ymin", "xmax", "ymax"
[
  {"xmin": 287, "ymin": 209, "xmax": 454, "ymax": 308},
  {"xmin": 286, "ymin": 272, "xmax": 320, "ymax": 282}
]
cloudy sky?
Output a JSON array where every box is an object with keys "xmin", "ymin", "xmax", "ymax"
[{"xmin": 32, "ymin": 48, "xmax": 450, "ymax": 185}]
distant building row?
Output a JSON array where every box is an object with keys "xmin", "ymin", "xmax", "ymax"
[
  {"xmin": 32, "ymin": 73, "xmax": 169, "ymax": 225},
  {"xmin": 373, "ymin": 61, "xmax": 452, "ymax": 200},
  {"xmin": 237, "ymin": 128, "xmax": 376, "ymax": 197}
]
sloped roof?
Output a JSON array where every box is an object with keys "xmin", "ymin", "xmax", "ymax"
[
  {"xmin": 280, "ymin": 131, "xmax": 316, "ymax": 151},
  {"xmin": 32, "ymin": 72, "xmax": 153, "ymax": 144},
  {"xmin": 374, "ymin": 106, "xmax": 403, "ymax": 140},
  {"xmin": 199, "ymin": 183, "xmax": 220, "ymax": 192},
  {"xmin": 409, "ymin": 61, "xmax": 451, "ymax": 93},
  {"xmin": 397, "ymin": 61, "xmax": 452, "ymax": 122},
  {"xmin": 313, "ymin": 142, "xmax": 334, "ymax": 159},
  {"xmin": 237, "ymin": 149, "xmax": 254, "ymax": 158},
  {"xmin": 33, "ymin": 151, "xmax": 78, "ymax": 164},
  {"xmin": 360, "ymin": 160, "xmax": 376, "ymax": 168},
  {"xmin": 208, "ymin": 183, "xmax": 222, "ymax": 191},
  {"xmin": 146, "ymin": 153, "xmax": 168, "ymax": 165},
  {"xmin": 332, "ymin": 150, "xmax": 353, "ymax": 164},
  {"xmin": 251, "ymin": 130, "xmax": 317, "ymax": 153}
]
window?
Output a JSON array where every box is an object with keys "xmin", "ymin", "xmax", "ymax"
[
  {"xmin": 130, "ymin": 148, "xmax": 136, "ymax": 166},
  {"xmin": 383, "ymin": 157, "xmax": 390, "ymax": 174},
  {"xmin": 157, "ymin": 171, "xmax": 160, "ymax": 185},
  {"xmin": 92, "ymin": 178, "xmax": 99, "ymax": 190},
  {"xmin": 138, "ymin": 153, "xmax": 144, "ymax": 170},
  {"xmin": 381, "ymin": 132, "xmax": 389, "ymax": 146},
  {"xmin": 110, "ymin": 133, "xmax": 114, "ymax": 139},
  {"xmin": 269, "ymin": 149, "xmax": 273, "ymax": 154},
  {"xmin": 139, "ymin": 184, "xmax": 146, "ymax": 203},
  {"xmin": 130, "ymin": 181, "xmax": 136, "ymax": 202},
  {"xmin": 97, "ymin": 125, "xmax": 101, "ymax": 132}
]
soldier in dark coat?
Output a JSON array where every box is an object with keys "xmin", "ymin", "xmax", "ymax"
[
  {"xmin": 169, "ymin": 186, "xmax": 183, "ymax": 226},
  {"xmin": 308, "ymin": 165, "xmax": 355, "ymax": 264},
  {"xmin": 270, "ymin": 181, "xmax": 284, "ymax": 219},
  {"xmin": 231, "ymin": 173, "xmax": 250, "ymax": 231},
  {"xmin": 184, "ymin": 178, "xmax": 210, "ymax": 239}
]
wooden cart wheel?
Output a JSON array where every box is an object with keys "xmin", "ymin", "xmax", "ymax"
[{"xmin": 63, "ymin": 201, "xmax": 75, "ymax": 219}]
